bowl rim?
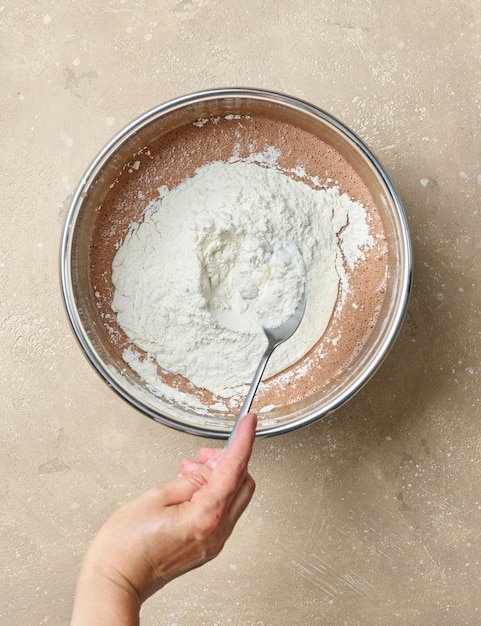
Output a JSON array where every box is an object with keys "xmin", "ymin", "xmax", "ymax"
[{"xmin": 60, "ymin": 87, "xmax": 412, "ymax": 438}]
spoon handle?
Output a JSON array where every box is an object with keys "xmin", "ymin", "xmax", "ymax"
[{"xmin": 224, "ymin": 339, "xmax": 275, "ymax": 448}]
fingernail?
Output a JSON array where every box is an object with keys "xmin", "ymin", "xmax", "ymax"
[{"xmin": 206, "ymin": 452, "xmax": 223, "ymax": 469}]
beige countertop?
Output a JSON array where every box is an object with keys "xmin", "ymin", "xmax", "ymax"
[{"xmin": 2, "ymin": 2, "xmax": 481, "ymax": 624}]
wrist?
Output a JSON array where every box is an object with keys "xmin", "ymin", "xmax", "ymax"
[{"xmin": 70, "ymin": 556, "xmax": 141, "ymax": 626}]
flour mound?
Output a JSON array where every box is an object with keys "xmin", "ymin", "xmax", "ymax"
[{"xmin": 111, "ymin": 160, "xmax": 372, "ymax": 397}]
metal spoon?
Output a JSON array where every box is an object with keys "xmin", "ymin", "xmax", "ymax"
[{"xmin": 225, "ymin": 261, "xmax": 307, "ymax": 447}]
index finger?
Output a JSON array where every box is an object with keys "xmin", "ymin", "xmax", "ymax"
[
  {"xmin": 220, "ymin": 412, "xmax": 257, "ymax": 468},
  {"xmin": 194, "ymin": 412, "xmax": 257, "ymax": 504},
  {"xmin": 207, "ymin": 412, "xmax": 257, "ymax": 469}
]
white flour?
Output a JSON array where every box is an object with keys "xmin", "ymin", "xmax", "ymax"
[
  {"xmin": 111, "ymin": 159, "xmax": 373, "ymax": 398},
  {"xmin": 240, "ymin": 238, "xmax": 306, "ymax": 331}
]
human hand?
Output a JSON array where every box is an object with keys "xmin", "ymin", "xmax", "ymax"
[{"xmin": 70, "ymin": 413, "xmax": 257, "ymax": 626}]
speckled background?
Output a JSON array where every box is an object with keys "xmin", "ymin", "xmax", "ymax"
[{"xmin": 2, "ymin": 2, "xmax": 481, "ymax": 624}]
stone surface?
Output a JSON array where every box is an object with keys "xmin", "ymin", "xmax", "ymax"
[{"xmin": 2, "ymin": 2, "xmax": 481, "ymax": 624}]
